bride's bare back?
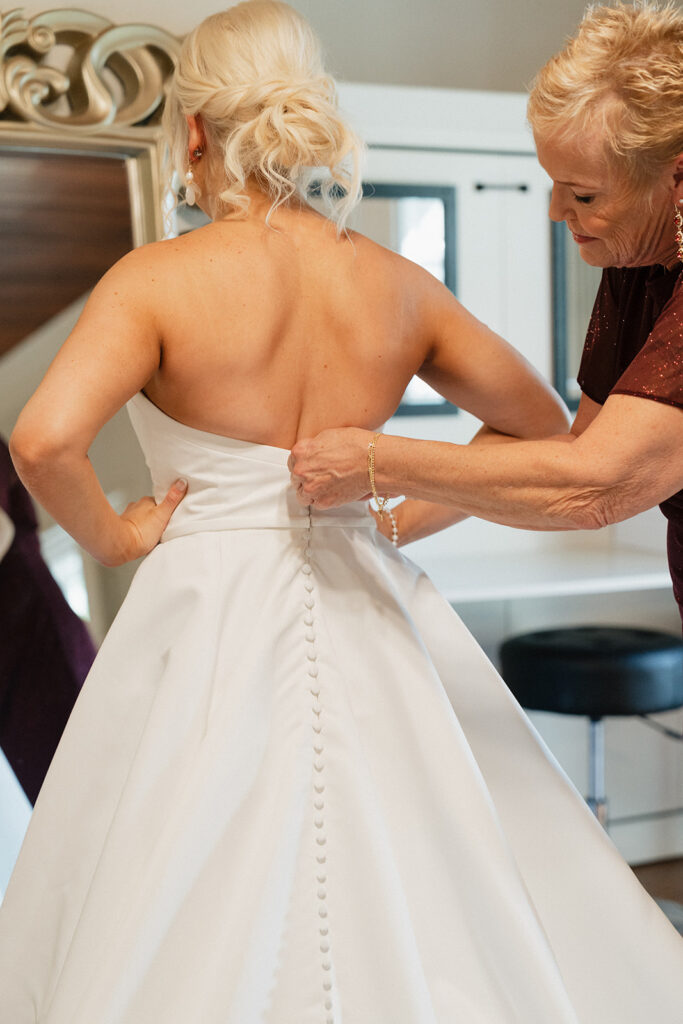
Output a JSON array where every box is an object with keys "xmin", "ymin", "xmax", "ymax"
[
  {"xmin": 142, "ymin": 200, "xmax": 431, "ymax": 448},
  {"xmin": 15, "ymin": 189, "xmax": 556, "ymax": 475}
]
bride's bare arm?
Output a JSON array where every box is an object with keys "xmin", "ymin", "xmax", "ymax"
[
  {"xmin": 10, "ymin": 248, "xmax": 186, "ymax": 566},
  {"xmin": 413, "ymin": 280, "xmax": 570, "ymax": 439}
]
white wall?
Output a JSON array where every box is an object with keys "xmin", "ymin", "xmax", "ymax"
[{"xmin": 21, "ymin": 0, "xmax": 589, "ymax": 92}]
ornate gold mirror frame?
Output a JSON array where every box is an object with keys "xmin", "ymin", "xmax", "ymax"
[
  {"xmin": 0, "ymin": 7, "xmax": 180, "ymax": 242},
  {"xmin": 0, "ymin": 8, "xmax": 182, "ymax": 641}
]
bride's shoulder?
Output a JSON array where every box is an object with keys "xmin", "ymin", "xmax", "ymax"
[
  {"xmin": 101, "ymin": 229, "xmax": 213, "ymax": 287},
  {"xmin": 346, "ymin": 228, "xmax": 446, "ymax": 286}
]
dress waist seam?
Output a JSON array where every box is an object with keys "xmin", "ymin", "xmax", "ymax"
[{"xmin": 161, "ymin": 519, "xmax": 375, "ymax": 541}]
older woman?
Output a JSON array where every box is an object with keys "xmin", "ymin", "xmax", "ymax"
[{"xmin": 290, "ymin": 1, "xmax": 683, "ymax": 623}]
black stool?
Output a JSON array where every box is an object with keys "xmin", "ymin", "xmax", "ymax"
[{"xmin": 500, "ymin": 626, "xmax": 683, "ymax": 825}]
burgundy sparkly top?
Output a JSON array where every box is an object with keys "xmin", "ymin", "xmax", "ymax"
[{"xmin": 578, "ymin": 262, "xmax": 683, "ymax": 622}]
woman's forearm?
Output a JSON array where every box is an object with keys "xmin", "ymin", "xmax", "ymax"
[
  {"xmin": 10, "ymin": 438, "xmax": 135, "ymax": 565},
  {"xmin": 292, "ymin": 395, "xmax": 682, "ymax": 531},
  {"xmin": 390, "ymin": 426, "xmax": 579, "ymax": 545},
  {"xmin": 373, "ymin": 433, "xmax": 609, "ymax": 532}
]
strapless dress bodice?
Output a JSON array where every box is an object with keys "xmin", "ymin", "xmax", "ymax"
[{"xmin": 126, "ymin": 391, "xmax": 373, "ymax": 541}]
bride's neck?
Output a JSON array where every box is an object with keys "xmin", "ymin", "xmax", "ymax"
[{"xmin": 202, "ymin": 177, "xmax": 309, "ymax": 224}]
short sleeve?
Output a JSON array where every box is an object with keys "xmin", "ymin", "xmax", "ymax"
[
  {"xmin": 611, "ymin": 274, "xmax": 683, "ymax": 409},
  {"xmin": 577, "ymin": 269, "xmax": 621, "ymax": 405}
]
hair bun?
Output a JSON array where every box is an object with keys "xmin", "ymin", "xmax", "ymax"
[
  {"xmin": 163, "ymin": 1, "xmax": 363, "ymax": 231},
  {"xmin": 250, "ymin": 76, "xmax": 345, "ymax": 170}
]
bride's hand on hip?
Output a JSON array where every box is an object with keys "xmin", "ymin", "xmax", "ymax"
[
  {"xmin": 116, "ymin": 479, "xmax": 188, "ymax": 563},
  {"xmin": 289, "ymin": 428, "xmax": 372, "ymax": 508}
]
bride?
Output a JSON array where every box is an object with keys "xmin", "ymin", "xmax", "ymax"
[{"xmin": 1, "ymin": 2, "xmax": 681, "ymax": 1021}]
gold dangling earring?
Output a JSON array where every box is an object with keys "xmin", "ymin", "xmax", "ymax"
[
  {"xmin": 184, "ymin": 147, "xmax": 203, "ymax": 207},
  {"xmin": 675, "ymin": 202, "xmax": 683, "ymax": 264}
]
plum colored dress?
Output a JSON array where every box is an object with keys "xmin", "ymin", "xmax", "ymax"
[
  {"xmin": 0, "ymin": 439, "xmax": 94, "ymax": 804},
  {"xmin": 579, "ymin": 261, "xmax": 683, "ymax": 622}
]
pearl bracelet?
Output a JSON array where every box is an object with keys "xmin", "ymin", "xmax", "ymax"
[{"xmin": 386, "ymin": 507, "xmax": 399, "ymax": 547}]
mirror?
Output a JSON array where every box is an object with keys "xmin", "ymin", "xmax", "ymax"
[
  {"xmin": 0, "ymin": 8, "xmax": 179, "ymax": 642},
  {"xmin": 551, "ymin": 221, "xmax": 602, "ymax": 409},
  {"xmin": 352, "ymin": 183, "xmax": 457, "ymax": 415}
]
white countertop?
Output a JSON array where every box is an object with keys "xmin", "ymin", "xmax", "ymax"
[{"xmin": 411, "ymin": 541, "xmax": 672, "ymax": 605}]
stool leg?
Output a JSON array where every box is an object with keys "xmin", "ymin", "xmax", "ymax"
[{"xmin": 586, "ymin": 717, "xmax": 607, "ymax": 826}]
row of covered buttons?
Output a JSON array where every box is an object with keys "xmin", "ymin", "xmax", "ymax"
[{"xmin": 301, "ymin": 523, "xmax": 334, "ymax": 1023}]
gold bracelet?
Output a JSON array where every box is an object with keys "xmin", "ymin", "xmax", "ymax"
[{"xmin": 367, "ymin": 433, "xmax": 390, "ymax": 518}]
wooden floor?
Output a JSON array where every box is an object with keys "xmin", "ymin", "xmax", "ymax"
[{"xmin": 632, "ymin": 857, "xmax": 683, "ymax": 903}]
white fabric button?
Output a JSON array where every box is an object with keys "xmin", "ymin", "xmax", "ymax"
[
  {"xmin": 314, "ymin": 800, "xmax": 324, "ymax": 811},
  {"xmin": 302, "ymin": 563, "xmax": 312, "ymax": 575},
  {"xmin": 316, "ymin": 836, "xmax": 327, "ymax": 846},
  {"xmin": 310, "ymin": 686, "xmax": 320, "ymax": 697},
  {"xmin": 304, "ymin": 580, "xmax": 314, "ymax": 592},
  {"xmin": 323, "ymin": 979, "xmax": 332, "ymax": 990},
  {"xmin": 318, "ymin": 887, "xmax": 327, "ymax": 899},
  {"xmin": 308, "ymin": 665, "xmax": 319, "ymax": 678},
  {"xmin": 325, "ymin": 999, "xmax": 333, "ymax": 1010},
  {"xmin": 304, "ymin": 613, "xmax": 314, "ymax": 626},
  {"xmin": 318, "ymin": 906, "xmax": 328, "ymax": 918},
  {"xmin": 304, "ymin": 597, "xmax": 315, "ymax": 609},
  {"xmin": 322, "ymin": 959, "xmax": 331, "ymax": 970},
  {"xmin": 319, "ymin": 925, "xmax": 329, "ymax": 936},
  {"xmin": 314, "ymin": 818, "xmax": 324, "ymax": 828},
  {"xmin": 314, "ymin": 783, "xmax": 325, "ymax": 794}
]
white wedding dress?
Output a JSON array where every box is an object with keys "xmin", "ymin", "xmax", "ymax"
[{"xmin": 0, "ymin": 390, "xmax": 681, "ymax": 1024}]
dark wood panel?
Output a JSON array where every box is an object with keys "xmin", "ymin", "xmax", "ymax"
[
  {"xmin": 632, "ymin": 856, "xmax": 683, "ymax": 903},
  {"xmin": 0, "ymin": 150, "xmax": 134, "ymax": 356}
]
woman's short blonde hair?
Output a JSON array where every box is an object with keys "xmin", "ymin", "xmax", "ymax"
[
  {"xmin": 162, "ymin": 0, "xmax": 363, "ymax": 230},
  {"xmin": 528, "ymin": 1, "xmax": 683, "ymax": 191}
]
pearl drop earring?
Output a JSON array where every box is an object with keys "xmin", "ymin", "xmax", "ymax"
[
  {"xmin": 184, "ymin": 147, "xmax": 203, "ymax": 207},
  {"xmin": 185, "ymin": 168, "xmax": 198, "ymax": 207}
]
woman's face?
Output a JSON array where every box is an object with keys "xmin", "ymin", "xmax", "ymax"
[{"xmin": 535, "ymin": 132, "xmax": 679, "ymax": 269}]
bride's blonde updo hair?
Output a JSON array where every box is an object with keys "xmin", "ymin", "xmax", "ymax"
[{"xmin": 163, "ymin": 0, "xmax": 363, "ymax": 230}]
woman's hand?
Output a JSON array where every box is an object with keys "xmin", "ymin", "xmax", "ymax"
[
  {"xmin": 289, "ymin": 428, "xmax": 374, "ymax": 508},
  {"xmin": 113, "ymin": 480, "xmax": 188, "ymax": 565}
]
